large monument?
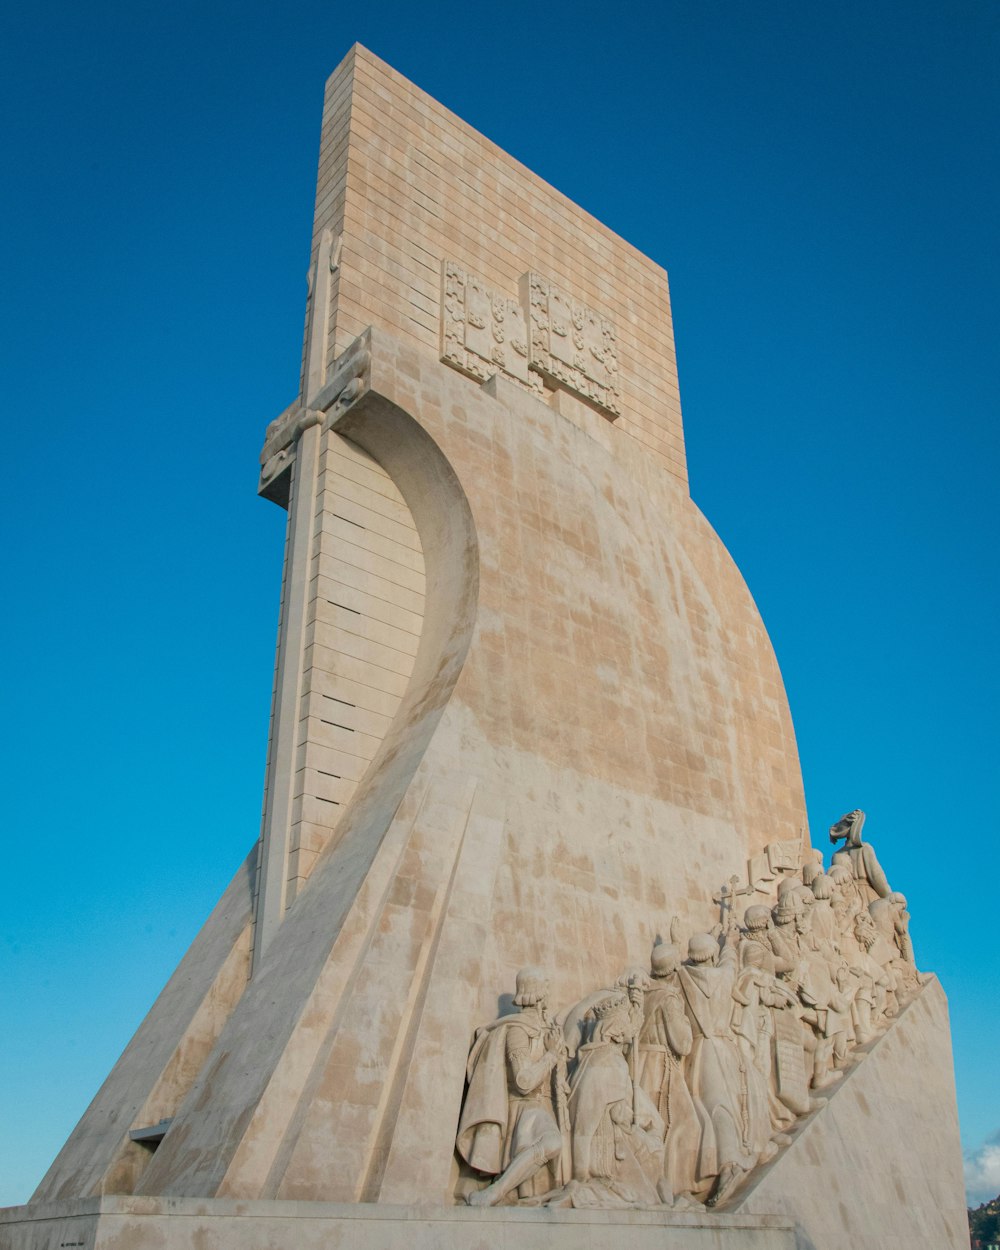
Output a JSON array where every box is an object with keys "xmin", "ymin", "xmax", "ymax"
[{"xmin": 1, "ymin": 46, "xmax": 967, "ymax": 1250}]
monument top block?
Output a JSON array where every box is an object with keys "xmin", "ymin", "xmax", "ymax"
[{"xmin": 314, "ymin": 45, "xmax": 686, "ymax": 482}]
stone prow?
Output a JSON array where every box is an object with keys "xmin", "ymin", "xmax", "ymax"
[{"xmin": 127, "ymin": 381, "xmax": 482, "ymax": 1199}]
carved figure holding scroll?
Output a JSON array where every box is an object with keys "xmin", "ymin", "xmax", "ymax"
[{"xmin": 457, "ymin": 968, "xmax": 570, "ymax": 1206}]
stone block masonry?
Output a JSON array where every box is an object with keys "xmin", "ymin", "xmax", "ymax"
[
  {"xmin": 0, "ymin": 43, "xmax": 967, "ymax": 1250},
  {"xmin": 314, "ymin": 46, "xmax": 687, "ymax": 483}
]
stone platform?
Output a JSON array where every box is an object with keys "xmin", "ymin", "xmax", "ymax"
[{"xmin": 0, "ymin": 1196, "xmax": 795, "ymax": 1250}]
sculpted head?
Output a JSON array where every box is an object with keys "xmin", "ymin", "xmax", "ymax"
[
  {"xmin": 811, "ymin": 873, "xmax": 834, "ymax": 901},
  {"xmin": 830, "ymin": 808, "xmax": 866, "ymax": 848},
  {"xmin": 687, "ymin": 933, "xmax": 719, "ymax": 965},
  {"xmin": 650, "ymin": 942, "xmax": 681, "ymax": 978},
  {"xmin": 743, "ymin": 904, "xmax": 772, "ymax": 934},
  {"xmin": 592, "ymin": 992, "xmax": 631, "ymax": 1045},
  {"xmin": 801, "ymin": 848, "xmax": 824, "ymax": 885},
  {"xmin": 513, "ymin": 967, "xmax": 549, "ymax": 1009}
]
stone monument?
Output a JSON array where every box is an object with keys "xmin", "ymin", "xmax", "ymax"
[{"xmin": 1, "ymin": 45, "xmax": 968, "ymax": 1250}]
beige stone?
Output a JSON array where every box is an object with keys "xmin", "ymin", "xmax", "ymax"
[
  {"xmin": 2, "ymin": 42, "xmax": 966, "ymax": 1250},
  {"xmin": 24, "ymin": 328, "xmax": 811, "ymax": 1209},
  {"xmin": 737, "ymin": 978, "xmax": 968, "ymax": 1249},
  {"xmin": 0, "ymin": 1197, "xmax": 796, "ymax": 1249}
]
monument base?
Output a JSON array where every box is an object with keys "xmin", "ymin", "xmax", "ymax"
[{"xmin": 0, "ymin": 1195, "xmax": 795, "ymax": 1250}]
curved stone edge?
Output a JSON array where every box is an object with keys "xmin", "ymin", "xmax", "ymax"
[{"xmin": 127, "ymin": 379, "xmax": 482, "ymax": 1200}]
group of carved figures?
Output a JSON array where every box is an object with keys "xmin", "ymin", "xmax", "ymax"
[{"xmin": 455, "ymin": 810, "xmax": 923, "ymax": 1210}]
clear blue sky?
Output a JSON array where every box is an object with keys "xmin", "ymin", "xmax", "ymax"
[{"xmin": 2, "ymin": 0, "xmax": 997, "ymax": 1208}]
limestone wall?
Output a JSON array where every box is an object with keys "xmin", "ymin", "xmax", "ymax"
[
  {"xmin": 312, "ymin": 46, "xmax": 687, "ymax": 483},
  {"xmin": 0, "ymin": 1196, "xmax": 797, "ymax": 1250},
  {"xmin": 22, "ymin": 49, "xmax": 814, "ymax": 1218},
  {"xmin": 72, "ymin": 328, "xmax": 807, "ymax": 1205}
]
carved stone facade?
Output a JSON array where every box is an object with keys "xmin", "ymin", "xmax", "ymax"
[
  {"xmin": 3, "ymin": 45, "xmax": 967, "ymax": 1250},
  {"xmin": 522, "ymin": 272, "xmax": 620, "ymax": 416},
  {"xmin": 441, "ymin": 262, "xmax": 538, "ymax": 390},
  {"xmin": 440, "ymin": 261, "xmax": 619, "ymax": 416},
  {"xmin": 456, "ymin": 813, "xmax": 927, "ymax": 1211}
]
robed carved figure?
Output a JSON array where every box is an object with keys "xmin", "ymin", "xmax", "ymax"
[{"xmin": 457, "ymin": 968, "xmax": 570, "ymax": 1205}]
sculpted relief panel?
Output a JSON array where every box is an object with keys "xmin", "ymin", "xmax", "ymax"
[
  {"xmin": 455, "ymin": 811, "xmax": 923, "ymax": 1211},
  {"xmin": 522, "ymin": 272, "xmax": 620, "ymax": 416},
  {"xmin": 442, "ymin": 262, "xmax": 538, "ymax": 389},
  {"xmin": 440, "ymin": 262, "xmax": 620, "ymax": 417}
]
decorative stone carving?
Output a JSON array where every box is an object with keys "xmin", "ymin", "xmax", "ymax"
[
  {"xmin": 522, "ymin": 272, "xmax": 620, "ymax": 417},
  {"xmin": 457, "ymin": 815, "xmax": 922, "ymax": 1212},
  {"xmin": 829, "ymin": 808, "xmax": 891, "ymax": 903},
  {"xmin": 439, "ymin": 263, "xmax": 621, "ymax": 417},
  {"xmin": 441, "ymin": 262, "xmax": 539, "ymax": 391},
  {"xmin": 637, "ymin": 942, "xmax": 699, "ymax": 1204},
  {"xmin": 558, "ymin": 990, "xmax": 665, "ymax": 1207},
  {"xmin": 457, "ymin": 968, "xmax": 570, "ymax": 1206},
  {"xmin": 747, "ymin": 837, "xmax": 808, "ymax": 895},
  {"xmin": 257, "ymin": 335, "xmax": 371, "ymax": 507}
]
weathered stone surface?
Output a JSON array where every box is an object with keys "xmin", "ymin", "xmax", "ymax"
[
  {"xmin": 736, "ymin": 977, "xmax": 968, "ymax": 1249},
  {"xmin": 31, "ymin": 321, "xmax": 804, "ymax": 1208},
  {"xmin": 2, "ymin": 41, "xmax": 967, "ymax": 1250},
  {"xmin": 0, "ymin": 1196, "xmax": 797, "ymax": 1250},
  {"xmin": 314, "ymin": 46, "xmax": 686, "ymax": 481}
]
